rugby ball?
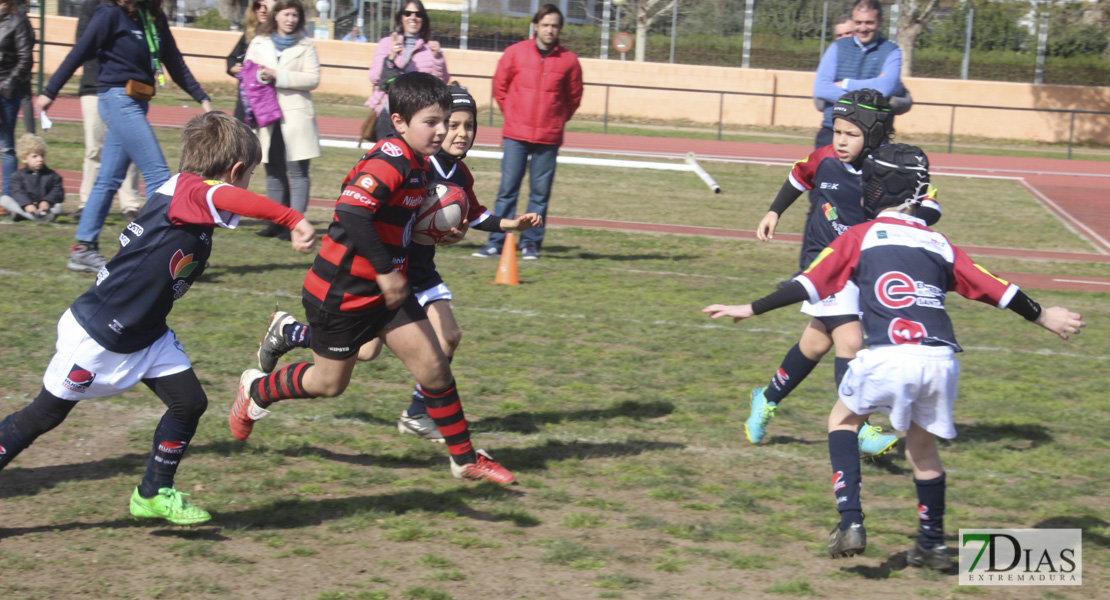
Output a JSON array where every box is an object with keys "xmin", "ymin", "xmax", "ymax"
[{"xmin": 412, "ymin": 182, "xmax": 466, "ymax": 245}]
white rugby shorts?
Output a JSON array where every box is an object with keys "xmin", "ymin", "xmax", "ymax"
[
  {"xmin": 414, "ymin": 282, "xmax": 452, "ymax": 307},
  {"xmin": 801, "ymin": 280, "xmax": 860, "ymax": 318},
  {"xmin": 838, "ymin": 344, "xmax": 960, "ymax": 439},
  {"xmin": 43, "ymin": 309, "xmax": 191, "ymax": 401}
]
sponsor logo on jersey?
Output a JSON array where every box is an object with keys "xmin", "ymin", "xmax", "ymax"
[
  {"xmin": 381, "ymin": 142, "xmax": 403, "ymax": 157},
  {"xmin": 169, "ymin": 249, "xmax": 198, "ymax": 279},
  {"xmin": 822, "ymin": 203, "xmax": 839, "ymax": 221},
  {"xmin": 876, "ymin": 271, "xmax": 918, "ymax": 309},
  {"xmin": 200, "ymin": 232, "xmax": 210, "ymax": 245},
  {"xmin": 119, "ymin": 232, "xmax": 130, "ymax": 247},
  {"xmin": 96, "ymin": 266, "xmax": 110, "ymax": 286},
  {"xmin": 355, "ymin": 174, "xmax": 378, "ymax": 193},
  {"xmin": 341, "ymin": 187, "xmax": 375, "ymax": 208},
  {"xmin": 62, "ymin": 365, "xmax": 96, "ymax": 393},
  {"xmin": 173, "ymin": 279, "xmax": 192, "ymax": 300},
  {"xmin": 832, "ymin": 471, "xmax": 846, "ymax": 493},
  {"xmin": 918, "ymin": 504, "xmax": 930, "ymax": 521},
  {"xmin": 158, "ymin": 440, "xmax": 187, "ymax": 454},
  {"xmin": 888, "ymin": 317, "xmax": 927, "ymax": 345},
  {"xmin": 409, "ymin": 176, "xmax": 422, "ymax": 185},
  {"xmin": 876, "ymin": 271, "xmax": 945, "ymax": 309},
  {"xmin": 109, "ymin": 319, "xmax": 124, "ymax": 334},
  {"xmin": 820, "ymin": 182, "xmax": 839, "ymax": 190},
  {"xmin": 127, "ymin": 222, "xmax": 144, "ymax": 236},
  {"xmin": 401, "ymin": 192, "xmax": 423, "ymax": 209}
]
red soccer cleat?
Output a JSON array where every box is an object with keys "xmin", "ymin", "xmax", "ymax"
[
  {"xmin": 450, "ymin": 449, "xmax": 516, "ymax": 484},
  {"xmin": 229, "ymin": 369, "xmax": 270, "ymax": 441}
]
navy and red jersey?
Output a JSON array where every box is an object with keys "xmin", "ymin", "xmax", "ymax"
[
  {"xmin": 407, "ymin": 155, "xmax": 500, "ymax": 291},
  {"xmin": 70, "ymin": 173, "xmax": 302, "ymax": 353},
  {"xmin": 796, "ymin": 212, "xmax": 1019, "ymax": 351},
  {"xmin": 303, "ymin": 138, "xmax": 428, "ymax": 314},
  {"xmin": 788, "ymin": 145, "xmax": 867, "ymax": 270}
]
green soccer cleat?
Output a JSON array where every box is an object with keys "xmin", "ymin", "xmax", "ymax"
[
  {"xmin": 858, "ymin": 423, "xmax": 898, "ymax": 457},
  {"xmin": 744, "ymin": 387, "xmax": 776, "ymax": 444},
  {"xmin": 129, "ymin": 487, "xmax": 211, "ymax": 525}
]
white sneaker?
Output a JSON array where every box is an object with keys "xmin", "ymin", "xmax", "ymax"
[{"xmin": 397, "ymin": 410, "xmax": 445, "ymax": 443}]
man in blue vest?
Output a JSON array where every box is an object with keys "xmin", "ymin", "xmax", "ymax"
[{"xmin": 813, "ymin": 0, "xmax": 904, "ymax": 148}]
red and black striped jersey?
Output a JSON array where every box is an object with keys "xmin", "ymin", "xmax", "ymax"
[
  {"xmin": 796, "ymin": 212, "xmax": 1018, "ymax": 351},
  {"xmin": 303, "ymin": 138, "xmax": 429, "ymax": 314}
]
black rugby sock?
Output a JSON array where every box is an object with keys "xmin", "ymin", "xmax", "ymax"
[
  {"xmin": 914, "ymin": 473, "xmax": 947, "ymax": 549},
  {"xmin": 764, "ymin": 344, "xmax": 819, "ymax": 405},
  {"xmin": 829, "ymin": 430, "xmax": 863, "ymax": 529},
  {"xmin": 138, "ymin": 413, "xmax": 197, "ymax": 498},
  {"xmin": 282, "ymin": 322, "xmax": 311, "ymax": 348}
]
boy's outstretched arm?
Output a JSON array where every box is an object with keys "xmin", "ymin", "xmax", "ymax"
[
  {"xmin": 1035, "ymin": 306, "xmax": 1085, "ymax": 340},
  {"xmin": 703, "ymin": 304, "xmax": 754, "ymax": 322},
  {"xmin": 502, "ymin": 212, "xmax": 543, "ymax": 232},
  {"xmin": 289, "ymin": 218, "xmax": 316, "ymax": 253}
]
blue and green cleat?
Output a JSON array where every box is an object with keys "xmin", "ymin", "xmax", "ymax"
[
  {"xmin": 858, "ymin": 423, "xmax": 898, "ymax": 457},
  {"xmin": 744, "ymin": 387, "xmax": 777, "ymax": 444}
]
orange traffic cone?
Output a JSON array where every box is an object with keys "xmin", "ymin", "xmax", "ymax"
[{"xmin": 494, "ymin": 232, "xmax": 519, "ymax": 286}]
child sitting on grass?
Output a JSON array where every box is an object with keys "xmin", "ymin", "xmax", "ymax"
[
  {"xmin": 704, "ymin": 143, "xmax": 1084, "ymax": 569},
  {"xmin": 1, "ymin": 134, "xmax": 65, "ymax": 222},
  {"xmin": 0, "ymin": 112, "xmax": 315, "ymax": 525}
]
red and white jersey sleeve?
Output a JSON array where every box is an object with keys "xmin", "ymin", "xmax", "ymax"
[{"xmin": 788, "ymin": 145, "xmax": 837, "ymax": 192}]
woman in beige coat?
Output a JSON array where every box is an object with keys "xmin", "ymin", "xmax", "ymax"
[{"xmin": 246, "ymin": 0, "xmax": 320, "ymax": 239}]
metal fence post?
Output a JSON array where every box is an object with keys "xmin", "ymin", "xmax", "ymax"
[
  {"xmin": 604, "ymin": 85, "xmax": 610, "ymax": 134},
  {"xmin": 1068, "ymin": 111, "xmax": 1075, "ymax": 159},
  {"xmin": 948, "ymin": 106, "xmax": 956, "ymax": 153},
  {"xmin": 717, "ymin": 93, "xmax": 724, "ymax": 141},
  {"xmin": 961, "ymin": 4, "xmax": 973, "ymax": 80},
  {"xmin": 742, "ymin": 0, "xmax": 753, "ymax": 69}
]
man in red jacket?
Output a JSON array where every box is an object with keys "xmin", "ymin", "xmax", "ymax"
[{"xmin": 473, "ymin": 3, "xmax": 583, "ymax": 261}]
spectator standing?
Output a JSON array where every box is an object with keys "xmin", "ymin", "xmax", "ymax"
[
  {"xmin": 226, "ymin": 0, "xmax": 271, "ymax": 123},
  {"xmin": 36, "ymin": 0, "xmax": 213, "ymax": 272},
  {"xmin": 473, "ymin": 4, "xmax": 582, "ymax": 261},
  {"xmin": 364, "ymin": 0, "xmax": 448, "ymax": 141},
  {"xmin": 75, "ymin": 0, "xmax": 142, "ymax": 222},
  {"xmin": 812, "ymin": 0, "xmax": 902, "ymax": 148},
  {"xmin": 342, "ymin": 25, "xmax": 366, "ymax": 42},
  {"xmin": 0, "ymin": 0, "xmax": 33, "ymax": 202},
  {"xmin": 245, "ymin": 0, "xmax": 321, "ymax": 240}
]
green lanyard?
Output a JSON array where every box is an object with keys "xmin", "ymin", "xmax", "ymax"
[{"xmin": 138, "ymin": 8, "xmax": 165, "ymax": 86}]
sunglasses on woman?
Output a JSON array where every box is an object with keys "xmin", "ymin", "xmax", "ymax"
[{"xmin": 400, "ymin": 10, "xmax": 424, "ymax": 17}]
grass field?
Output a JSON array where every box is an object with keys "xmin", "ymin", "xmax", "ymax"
[{"xmin": 0, "ymin": 119, "xmax": 1106, "ymax": 599}]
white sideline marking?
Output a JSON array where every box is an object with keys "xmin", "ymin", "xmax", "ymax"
[{"xmin": 1054, "ymin": 278, "xmax": 1110, "ymax": 286}]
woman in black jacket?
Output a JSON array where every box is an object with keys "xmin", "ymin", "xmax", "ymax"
[
  {"xmin": 0, "ymin": 0, "xmax": 33, "ymax": 202},
  {"xmin": 226, "ymin": 0, "xmax": 270, "ymax": 122}
]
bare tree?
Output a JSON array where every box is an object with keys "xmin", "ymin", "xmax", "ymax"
[
  {"xmin": 614, "ymin": 0, "xmax": 678, "ymax": 62},
  {"xmin": 894, "ymin": 0, "xmax": 943, "ymax": 77}
]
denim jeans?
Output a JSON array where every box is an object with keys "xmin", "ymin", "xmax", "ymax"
[
  {"xmin": 486, "ymin": 138, "xmax": 559, "ymax": 250},
  {"xmin": 75, "ymin": 88, "xmax": 170, "ymax": 244},
  {"xmin": 0, "ymin": 91, "xmax": 23, "ymax": 196}
]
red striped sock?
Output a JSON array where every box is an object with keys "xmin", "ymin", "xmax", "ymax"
[
  {"xmin": 251, "ymin": 362, "xmax": 312, "ymax": 408},
  {"xmin": 423, "ymin": 381, "xmax": 476, "ymax": 465}
]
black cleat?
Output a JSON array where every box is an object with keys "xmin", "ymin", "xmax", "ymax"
[
  {"xmin": 907, "ymin": 540, "xmax": 954, "ymax": 571},
  {"xmin": 258, "ymin": 310, "xmax": 298, "ymax": 373},
  {"xmin": 828, "ymin": 522, "xmax": 867, "ymax": 558}
]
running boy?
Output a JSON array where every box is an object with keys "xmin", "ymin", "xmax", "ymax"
[
  {"xmin": 229, "ymin": 72, "xmax": 516, "ymax": 484},
  {"xmin": 0, "ymin": 134, "xmax": 66, "ymax": 222},
  {"xmin": 254, "ymin": 85, "xmax": 542, "ymax": 443},
  {"xmin": 746, "ymin": 89, "xmax": 942, "ymax": 456},
  {"xmin": 0, "ymin": 112, "xmax": 316, "ymax": 525},
  {"xmin": 704, "ymin": 143, "xmax": 1084, "ymax": 568}
]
